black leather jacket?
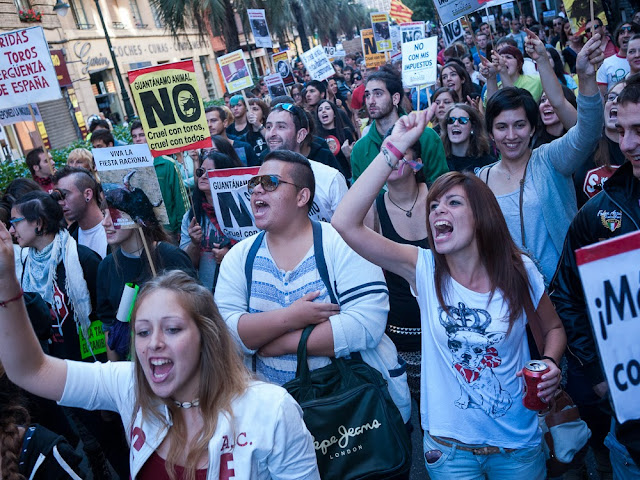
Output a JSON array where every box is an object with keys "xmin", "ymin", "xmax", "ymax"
[{"xmin": 551, "ymin": 162, "xmax": 640, "ymax": 384}]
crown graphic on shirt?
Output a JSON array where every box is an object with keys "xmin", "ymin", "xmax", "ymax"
[{"xmin": 439, "ymin": 302, "xmax": 491, "ymax": 335}]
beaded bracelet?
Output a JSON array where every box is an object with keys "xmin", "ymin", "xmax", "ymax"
[{"xmin": 0, "ymin": 289, "xmax": 23, "ymax": 308}]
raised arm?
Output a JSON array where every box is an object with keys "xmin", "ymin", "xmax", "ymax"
[
  {"xmin": 0, "ymin": 223, "xmax": 67, "ymax": 401},
  {"xmin": 525, "ymin": 28, "xmax": 577, "ymax": 130},
  {"xmin": 576, "ymin": 33, "xmax": 604, "ymax": 96},
  {"xmin": 332, "ymin": 111, "xmax": 430, "ymax": 289}
]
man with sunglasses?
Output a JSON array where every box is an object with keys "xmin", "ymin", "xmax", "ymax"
[
  {"xmin": 586, "ymin": 18, "xmax": 617, "ymax": 59},
  {"xmin": 264, "ymin": 102, "xmax": 347, "ymax": 221},
  {"xmin": 215, "ymin": 149, "xmax": 411, "ymax": 431},
  {"xmin": 597, "ymin": 22, "xmax": 640, "ymax": 97}
]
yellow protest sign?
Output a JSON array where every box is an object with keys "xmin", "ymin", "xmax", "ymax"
[
  {"xmin": 217, "ymin": 49, "xmax": 253, "ymax": 94},
  {"xmin": 564, "ymin": 0, "xmax": 607, "ymax": 35},
  {"xmin": 128, "ymin": 60, "xmax": 212, "ymax": 157},
  {"xmin": 361, "ymin": 28, "xmax": 387, "ymax": 68}
]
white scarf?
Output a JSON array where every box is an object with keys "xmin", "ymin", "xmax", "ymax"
[{"xmin": 19, "ymin": 230, "xmax": 93, "ymax": 342}]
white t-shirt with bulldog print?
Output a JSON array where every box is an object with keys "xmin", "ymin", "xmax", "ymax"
[{"xmin": 415, "ymin": 249, "xmax": 545, "ymax": 448}]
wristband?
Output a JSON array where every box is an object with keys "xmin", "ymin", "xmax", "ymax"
[
  {"xmin": 541, "ymin": 356, "xmax": 559, "ymax": 368},
  {"xmin": 382, "ymin": 148, "xmax": 399, "ymax": 170},
  {"xmin": 0, "ymin": 289, "xmax": 23, "ymax": 308},
  {"xmin": 385, "ymin": 141, "xmax": 404, "ymax": 160}
]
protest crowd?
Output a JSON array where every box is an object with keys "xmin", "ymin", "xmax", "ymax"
[{"xmin": 2, "ymin": 1, "xmax": 640, "ymax": 480}]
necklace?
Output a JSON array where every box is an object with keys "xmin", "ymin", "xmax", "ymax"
[
  {"xmin": 387, "ymin": 188, "xmax": 420, "ymax": 218},
  {"xmin": 173, "ymin": 399, "xmax": 200, "ymax": 408}
]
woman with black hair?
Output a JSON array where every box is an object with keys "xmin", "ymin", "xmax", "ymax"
[
  {"xmin": 477, "ymin": 32, "xmax": 604, "ymax": 284},
  {"xmin": 441, "ymin": 60, "xmax": 480, "ymax": 105},
  {"xmin": 315, "ymin": 99, "xmax": 355, "ymax": 180},
  {"xmin": 181, "ymin": 151, "xmax": 241, "ymax": 292},
  {"xmin": 97, "ymin": 184, "xmax": 197, "ymax": 361}
]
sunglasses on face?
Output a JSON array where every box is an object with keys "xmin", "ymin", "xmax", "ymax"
[
  {"xmin": 446, "ymin": 116, "xmax": 470, "ymax": 125},
  {"xmin": 247, "ymin": 174, "xmax": 302, "ymax": 194},
  {"xmin": 621, "ymin": 26, "xmax": 633, "ymax": 32},
  {"xmin": 586, "ymin": 25, "xmax": 601, "ymax": 33},
  {"xmin": 196, "ymin": 167, "xmax": 208, "ymax": 178}
]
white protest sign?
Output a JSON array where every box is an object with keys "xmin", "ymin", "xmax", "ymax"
[
  {"xmin": 208, "ymin": 167, "xmax": 260, "ymax": 241},
  {"xmin": 300, "ymin": 46, "xmax": 335, "ymax": 82},
  {"xmin": 0, "ymin": 104, "xmax": 40, "ymax": 126},
  {"xmin": 247, "ymin": 9, "xmax": 273, "ymax": 48},
  {"xmin": 400, "ymin": 22, "xmax": 425, "ymax": 44},
  {"xmin": 218, "ymin": 50, "xmax": 253, "ymax": 94},
  {"xmin": 263, "ymin": 72, "xmax": 287, "ymax": 98},
  {"xmin": 433, "ymin": 0, "xmax": 483, "ymax": 26},
  {"xmin": 370, "ymin": 12, "xmax": 392, "ymax": 52},
  {"xmin": 390, "ymin": 25, "xmax": 402, "ymax": 55},
  {"xmin": 0, "ymin": 27, "xmax": 61, "ymax": 108},
  {"xmin": 93, "ymin": 144, "xmax": 169, "ymax": 227},
  {"xmin": 442, "ymin": 19, "xmax": 465, "ymax": 47},
  {"xmin": 402, "ymin": 36, "xmax": 438, "ymax": 87},
  {"xmin": 576, "ymin": 230, "xmax": 640, "ymax": 424},
  {"xmin": 209, "ymin": 166, "xmax": 339, "ymax": 240}
]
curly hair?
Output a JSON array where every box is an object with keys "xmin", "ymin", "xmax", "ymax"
[{"xmin": 1, "ymin": 364, "xmax": 30, "ymax": 480}]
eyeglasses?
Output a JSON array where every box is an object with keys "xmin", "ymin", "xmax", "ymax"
[
  {"xmin": 553, "ymin": 21, "xmax": 563, "ymax": 26},
  {"xmin": 247, "ymin": 174, "xmax": 303, "ymax": 194},
  {"xmin": 621, "ymin": 26, "xmax": 634, "ymax": 32},
  {"xmin": 195, "ymin": 167, "xmax": 208, "ymax": 178},
  {"xmin": 9, "ymin": 217, "xmax": 25, "ymax": 225},
  {"xmin": 446, "ymin": 116, "xmax": 470, "ymax": 125}
]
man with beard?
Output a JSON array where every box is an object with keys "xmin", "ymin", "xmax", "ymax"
[{"xmin": 350, "ymin": 65, "xmax": 447, "ymax": 182}]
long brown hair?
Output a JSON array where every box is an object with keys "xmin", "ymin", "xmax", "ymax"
[
  {"xmin": 131, "ymin": 271, "xmax": 250, "ymax": 480},
  {"xmin": 440, "ymin": 103, "xmax": 490, "ymax": 158},
  {"xmin": 426, "ymin": 172, "xmax": 531, "ymax": 330},
  {"xmin": 1, "ymin": 363, "xmax": 30, "ymax": 480}
]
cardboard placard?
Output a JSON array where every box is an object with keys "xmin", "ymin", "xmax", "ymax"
[
  {"xmin": 300, "ymin": 46, "xmax": 335, "ymax": 82},
  {"xmin": 93, "ymin": 144, "xmax": 169, "ymax": 227},
  {"xmin": 576, "ymin": 230, "xmax": 640, "ymax": 423},
  {"xmin": 272, "ymin": 51, "xmax": 295, "ymax": 86},
  {"xmin": 370, "ymin": 12, "xmax": 392, "ymax": 52},
  {"xmin": 564, "ymin": 0, "xmax": 607, "ymax": 35},
  {"xmin": 442, "ymin": 19, "xmax": 465, "ymax": 47},
  {"xmin": 402, "ymin": 36, "xmax": 438, "ymax": 87},
  {"xmin": 361, "ymin": 28, "xmax": 387, "ymax": 68},
  {"xmin": 0, "ymin": 27, "xmax": 61, "ymax": 108},
  {"xmin": 247, "ymin": 9, "xmax": 273, "ymax": 48},
  {"xmin": 263, "ymin": 72, "xmax": 287, "ymax": 98},
  {"xmin": 128, "ymin": 60, "xmax": 211, "ymax": 157},
  {"xmin": 433, "ymin": 0, "xmax": 483, "ymax": 26},
  {"xmin": 209, "ymin": 167, "xmax": 260, "ymax": 241},
  {"xmin": 0, "ymin": 104, "xmax": 41, "ymax": 126},
  {"xmin": 390, "ymin": 26, "xmax": 402, "ymax": 55},
  {"xmin": 218, "ymin": 50, "xmax": 253, "ymax": 94},
  {"xmin": 400, "ymin": 21, "xmax": 426, "ymax": 44}
]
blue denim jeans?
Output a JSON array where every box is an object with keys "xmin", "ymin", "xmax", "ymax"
[
  {"xmin": 604, "ymin": 425, "xmax": 640, "ymax": 480},
  {"xmin": 423, "ymin": 431, "xmax": 546, "ymax": 480}
]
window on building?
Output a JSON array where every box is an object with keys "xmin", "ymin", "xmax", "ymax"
[
  {"xmin": 13, "ymin": 0, "xmax": 32, "ymax": 12},
  {"xmin": 150, "ymin": 3, "xmax": 164, "ymax": 28},
  {"xmin": 129, "ymin": 0, "xmax": 147, "ymax": 27},
  {"xmin": 70, "ymin": 0, "xmax": 92, "ymax": 29}
]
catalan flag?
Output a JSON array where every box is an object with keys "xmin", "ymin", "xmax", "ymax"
[{"xmin": 389, "ymin": 0, "xmax": 413, "ymax": 24}]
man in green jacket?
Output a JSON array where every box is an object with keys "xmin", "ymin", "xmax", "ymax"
[
  {"xmin": 350, "ymin": 66, "xmax": 448, "ymax": 183},
  {"xmin": 130, "ymin": 120, "xmax": 190, "ymax": 241}
]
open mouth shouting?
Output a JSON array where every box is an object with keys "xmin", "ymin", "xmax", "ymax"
[
  {"xmin": 253, "ymin": 199, "xmax": 269, "ymax": 218},
  {"xmin": 434, "ymin": 220, "xmax": 453, "ymax": 241},
  {"xmin": 149, "ymin": 358, "xmax": 173, "ymax": 383}
]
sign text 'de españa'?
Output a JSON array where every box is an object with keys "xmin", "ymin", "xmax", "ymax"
[
  {"xmin": 128, "ymin": 60, "xmax": 211, "ymax": 157},
  {"xmin": 218, "ymin": 50, "xmax": 253, "ymax": 94},
  {"xmin": 0, "ymin": 27, "xmax": 61, "ymax": 108},
  {"xmin": 300, "ymin": 46, "xmax": 335, "ymax": 82},
  {"xmin": 576, "ymin": 230, "xmax": 640, "ymax": 423},
  {"xmin": 402, "ymin": 36, "xmax": 438, "ymax": 87},
  {"xmin": 247, "ymin": 9, "xmax": 273, "ymax": 48}
]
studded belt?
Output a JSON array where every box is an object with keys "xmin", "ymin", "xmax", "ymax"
[
  {"xmin": 431, "ymin": 435, "xmax": 516, "ymax": 455},
  {"xmin": 386, "ymin": 325, "xmax": 421, "ymax": 335}
]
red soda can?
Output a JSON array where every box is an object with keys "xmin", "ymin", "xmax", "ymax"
[{"xmin": 522, "ymin": 360, "xmax": 550, "ymax": 410}]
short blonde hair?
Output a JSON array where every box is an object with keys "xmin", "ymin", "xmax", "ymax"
[{"xmin": 66, "ymin": 148, "xmax": 94, "ymax": 172}]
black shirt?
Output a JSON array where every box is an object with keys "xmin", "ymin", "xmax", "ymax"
[{"xmin": 446, "ymin": 153, "xmax": 496, "ymax": 173}]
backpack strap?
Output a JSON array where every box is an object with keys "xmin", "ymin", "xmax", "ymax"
[
  {"xmin": 244, "ymin": 231, "xmax": 266, "ymax": 306},
  {"xmin": 311, "ymin": 221, "xmax": 338, "ymax": 305}
]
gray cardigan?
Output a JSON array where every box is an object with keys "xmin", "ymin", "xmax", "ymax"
[{"xmin": 478, "ymin": 92, "xmax": 603, "ymax": 257}]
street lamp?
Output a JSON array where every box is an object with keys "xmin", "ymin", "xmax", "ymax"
[{"xmin": 53, "ymin": 0, "xmax": 136, "ymax": 121}]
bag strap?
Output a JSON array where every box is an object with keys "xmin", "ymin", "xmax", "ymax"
[
  {"xmin": 311, "ymin": 220, "xmax": 338, "ymax": 304},
  {"xmin": 244, "ymin": 231, "xmax": 266, "ymax": 305},
  {"xmin": 524, "ymin": 295, "xmax": 545, "ymax": 360}
]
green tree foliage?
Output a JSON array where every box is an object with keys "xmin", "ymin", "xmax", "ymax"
[{"xmin": 404, "ymin": 0, "xmax": 436, "ymax": 24}]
